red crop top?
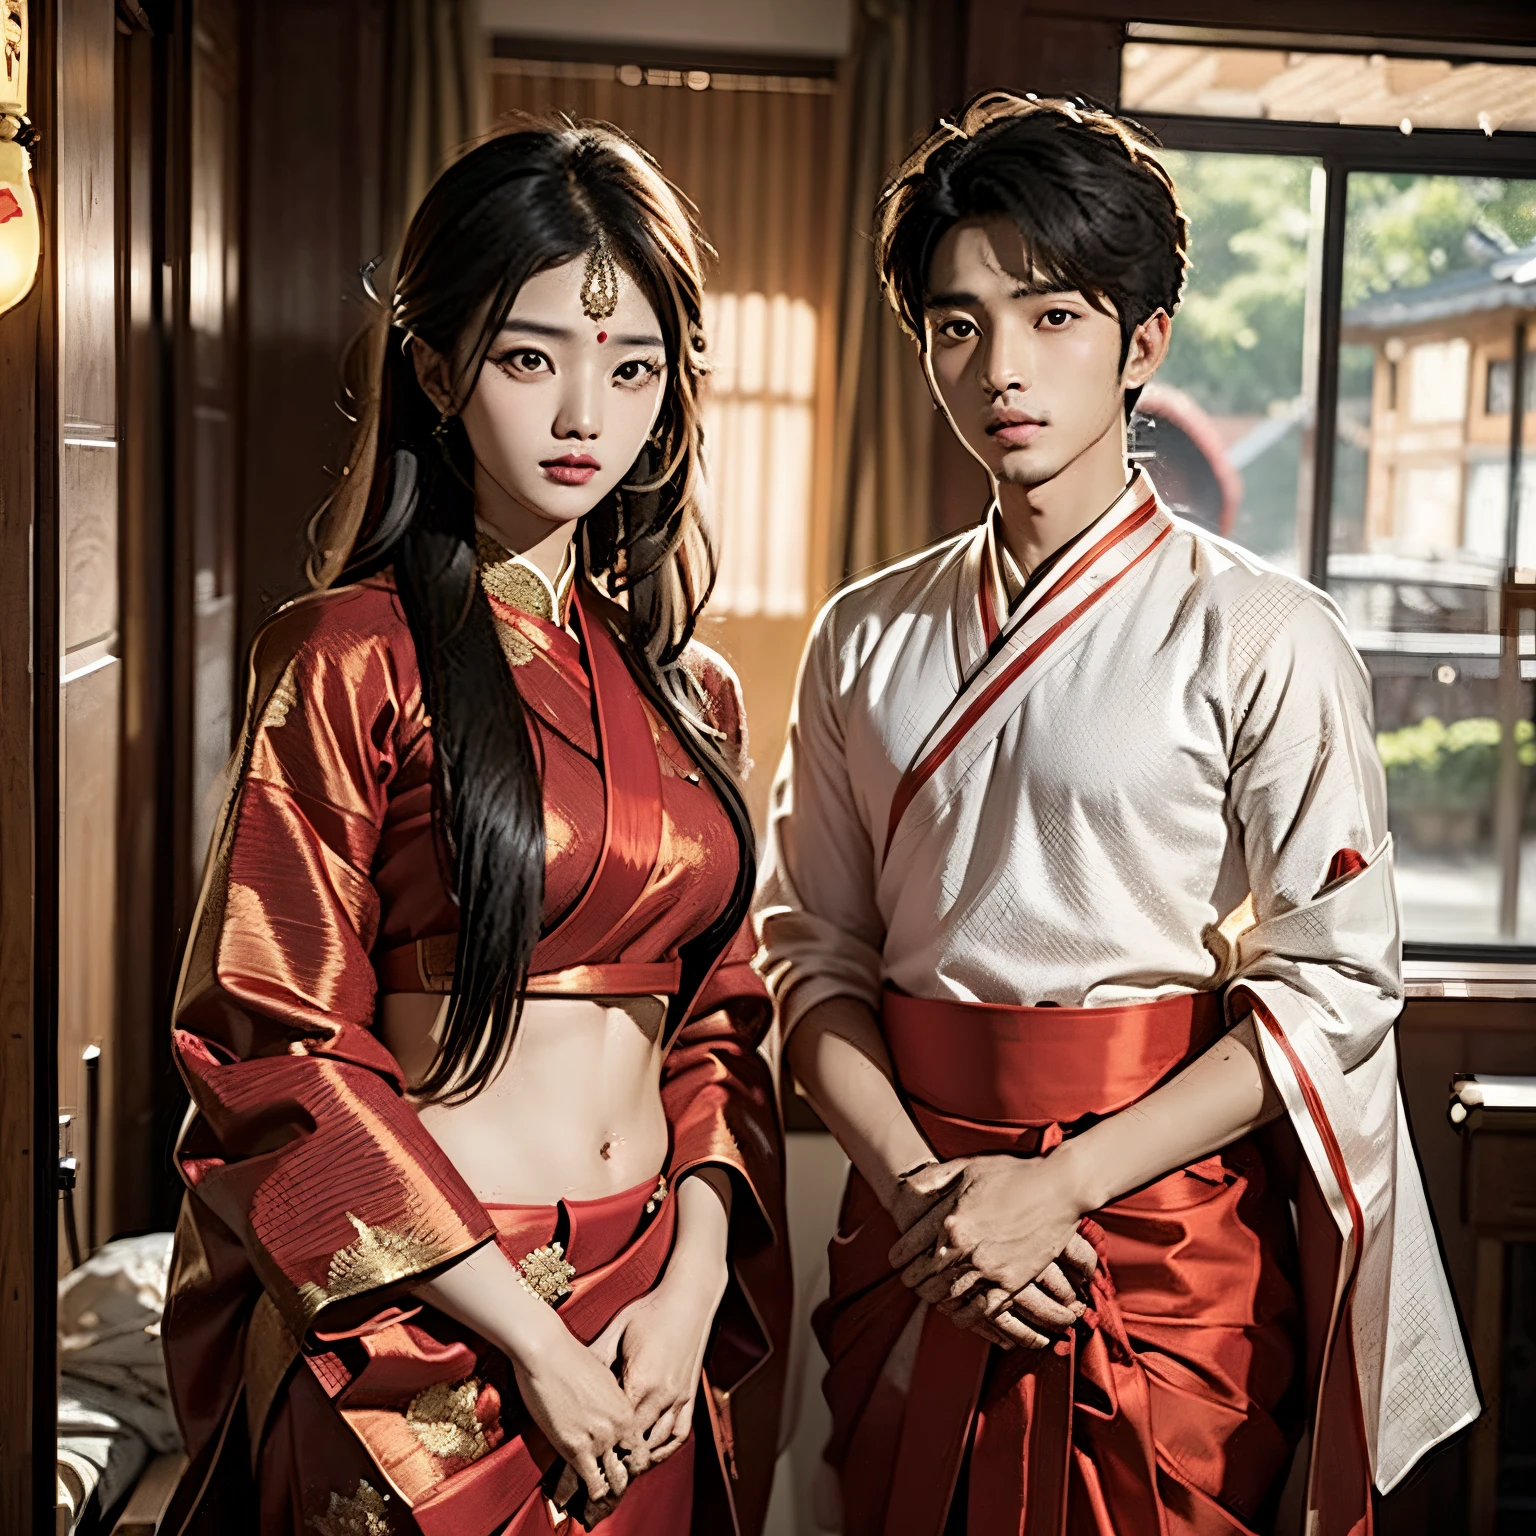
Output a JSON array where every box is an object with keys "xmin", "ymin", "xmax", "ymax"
[{"xmin": 209, "ymin": 574, "xmax": 763, "ymax": 1038}]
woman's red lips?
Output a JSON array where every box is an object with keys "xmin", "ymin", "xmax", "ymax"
[{"xmin": 541, "ymin": 453, "xmax": 600, "ymax": 485}]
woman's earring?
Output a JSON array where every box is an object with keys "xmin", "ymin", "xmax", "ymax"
[{"xmin": 433, "ymin": 410, "xmax": 451, "ymax": 442}]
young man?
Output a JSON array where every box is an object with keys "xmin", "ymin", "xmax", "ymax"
[{"xmin": 754, "ymin": 94, "xmax": 1476, "ymax": 1536}]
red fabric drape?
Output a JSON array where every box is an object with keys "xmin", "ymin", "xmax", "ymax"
[{"xmin": 813, "ymin": 990, "xmax": 1369, "ymax": 1536}]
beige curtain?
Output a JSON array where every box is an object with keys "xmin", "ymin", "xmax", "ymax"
[
  {"xmin": 383, "ymin": 0, "xmax": 484, "ymax": 253},
  {"xmin": 830, "ymin": 0, "xmax": 938, "ymax": 582}
]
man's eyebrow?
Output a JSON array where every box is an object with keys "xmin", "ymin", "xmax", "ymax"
[{"xmin": 925, "ymin": 281, "xmax": 1079, "ymax": 310}]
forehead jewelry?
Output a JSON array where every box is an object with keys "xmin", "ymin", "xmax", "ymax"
[{"xmin": 580, "ymin": 236, "xmax": 619, "ymax": 323}]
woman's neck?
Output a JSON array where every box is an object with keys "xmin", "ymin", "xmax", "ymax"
[{"xmin": 473, "ymin": 460, "xmax": 580, "ymax": 585}]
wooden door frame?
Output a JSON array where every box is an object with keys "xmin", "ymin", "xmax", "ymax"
[{"xmin": 0, "ymin": 0, "xmax": 61, "ymax": 1527}]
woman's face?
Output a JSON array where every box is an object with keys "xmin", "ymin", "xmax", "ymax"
[{"xmin": 419, "ymin": 254, "xmax": 670, "ymax": 532}]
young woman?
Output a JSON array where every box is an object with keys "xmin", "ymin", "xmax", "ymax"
[{"xmin": 160, "ymin": 122, "xmax": 791, "ymax": 1536}]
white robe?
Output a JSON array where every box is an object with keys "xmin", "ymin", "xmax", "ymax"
[{"xmin": 753, "ymin": 471, "xmax": 1477, "ymax": 1496}]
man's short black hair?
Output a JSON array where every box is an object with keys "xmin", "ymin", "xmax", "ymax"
[{"xmin": 875, "ymin": 92, "xmax": 1188, "ymax": 405}]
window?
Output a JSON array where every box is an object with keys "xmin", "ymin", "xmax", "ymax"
[
  {"xmin": 1486, "ymin": 350, "xmax": 1536, "ymax": 415},
  {"xmin": 1328, "ymin": 172, "xmax": 1536, "ymax": 946},
  {"xmin": 1138, "ymin": 151, "xmax": 1322, "ymax": 574},
  {"xmin": 1127, "ymin": 35, "xmax": 1536, "ymax": 952},
  {"xmin": 703, "ymin": 291, "xmax": 818, "ymax": 616}
]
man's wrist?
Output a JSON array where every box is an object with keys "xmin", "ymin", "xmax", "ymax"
[{"xmin": 1051, "ymin": 1135, "xmax": 1107, "ymax": 1216}]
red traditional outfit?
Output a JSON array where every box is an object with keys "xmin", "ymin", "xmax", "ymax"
[
  {"xmin": 755, "ymin": 477, "xmax": 1477, "ymax": 1536},
  {"xmin": 161, "ymin": 574, "xmax": 791, "ymax": 1536}
]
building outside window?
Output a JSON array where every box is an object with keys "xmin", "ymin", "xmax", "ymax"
[{"xmin": 1123, "ymin": 32, "xmax": 1536, "ymax": 953}]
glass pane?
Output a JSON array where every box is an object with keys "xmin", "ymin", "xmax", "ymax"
[
  {"xmin": 1122, "ymin": 42, "xmax": 1536, "ymax": 134},
  {"xmin": 1327, "ymin": 173, "xmax": 1536, "ymax": 944},
  {"xmin": 1140, "ymin": 150, "xmax": 1323, "ymax": 573}
]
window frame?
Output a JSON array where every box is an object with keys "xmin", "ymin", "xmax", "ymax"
[{"xmin": 1131, "ymin": 108, "xmax": 1536, "ymax": 967}]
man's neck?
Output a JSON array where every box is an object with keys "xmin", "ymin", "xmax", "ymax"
[{"xmin": 994, "ymin": 414, "xmax": 1131, "ymax": 577}]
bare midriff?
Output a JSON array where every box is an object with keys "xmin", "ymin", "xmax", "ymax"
[{"xmin": 380, "ymin": 992, "xmax": 670, "ymax": 1206}]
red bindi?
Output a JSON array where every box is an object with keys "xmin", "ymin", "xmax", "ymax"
[{"xmin": 596, "ymin": 330, "xmax": 607, "ymax": 343}]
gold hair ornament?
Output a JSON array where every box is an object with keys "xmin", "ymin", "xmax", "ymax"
[{"xmin": 580, "ymin": 237, "xmax": 619, "ymax": 322}]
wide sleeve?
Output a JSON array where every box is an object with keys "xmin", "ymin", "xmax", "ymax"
[
  {"xmin": 751, "ymin": 605, "xmax": 886, "ymax": 1041},
  {"xmin": 1221, "ymin": 584, "xmax": 1404, "ymax": 1293},
  {"xmin": 1222, "ymin": 580, "xmax": 1480, "ymax": 1494},
  {"xmin": 172, "ymin": 599, "xmax": 494, "ymax": 1342},
  {"xmin": 1225, "ymin": 583, "xmax": 1400, "ymax": 1065}
]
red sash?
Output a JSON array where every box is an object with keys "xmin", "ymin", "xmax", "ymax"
[{"xmin": 816, "ymin": 990, "xmax": 1306, "ymax": 1536}]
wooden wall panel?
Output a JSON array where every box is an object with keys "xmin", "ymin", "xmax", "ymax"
[
  {"xmin": 0, "ymin": 0, "xmax": 58, "ymax": 1521},
  {"xmin": 1388, "ymin": 999, "xmax": 1536, "ymax": 1534},
  {"xmin": 58, "ymin": 661, "xmax": 121, "ymax": 1264},
  {"xmin": 182, "ymin": 4, "xmax": 240, "ymax": 877},
  {"xmin": 114, "ymin": 3, "xmax": 177, "ymax": 1238},
  {"xmin": 55, "ymin": 0, "xmax": 120, "ymax": 1295},
  {"xmin": 240, "ymin": 0, "xmax": 387, "ymax": 663},
  {"xmin": 58, "ymin": 0, "xmax": 117, "ymax": 429},
  {"xmin": 0, "ymin": 278, "xmax": 48, "ymax": 1536},
  {"xmin": 61, "ymin": 438, "xmax": 117, "ymax": 651}
]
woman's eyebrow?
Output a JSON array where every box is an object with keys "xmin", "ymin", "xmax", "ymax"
[
  {"xmin": 497, "ymin": 320, "xmax": 571, "ymax": 340},
  {"xmin": 496, "ymin": 321, "xmax": 664, "ymax": 348}
]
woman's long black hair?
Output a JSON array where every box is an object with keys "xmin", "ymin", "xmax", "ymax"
[{"xmin": 308, "ymin": 119, "xmax": 755, "ymax": 1103}]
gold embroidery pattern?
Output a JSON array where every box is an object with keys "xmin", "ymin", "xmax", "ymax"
[
  {"xmin": 491, "ymin": 614, "xmax": 535, "ymax": 669},
  {"xmin": 644, "ymin": 1174, "xmax": 667, "ymax": 1216},
  {"xmin": 514, "ymin": 1241, "xmax": 576, "ymax": 1304},
  {"xmin": 297, "ymin": 1212, "xmax": 450, "ymax": 1317},
  {"xmin": 262, "ymin": 661, "xmax": 299, "ymax": 730},
  {"xmin": 476, "ymin": 529, "xmax": 556, "ymax": 620},
  {"xmin": 406, "ymin": 1377, "xmax": 490, "ymax": 1463},
  {"xmin": 308, "ymin": 1478, "xmax": 392, "ymax": 1536}
]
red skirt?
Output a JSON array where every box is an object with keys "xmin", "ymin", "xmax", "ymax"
[
  {"xmin": 815, "ymin": 990, "xmax": 1306, "ymax": 1536},
  {"xmin": 259, "ymin": 1175, "xmax": 694, "ymax": 1534}
]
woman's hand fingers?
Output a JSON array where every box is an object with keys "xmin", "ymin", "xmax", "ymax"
[
  {"xmin": 643, "ymin": 1406, "xmax": 677, "ymax": 1451},
  {"xmin": 573, "ymin": 1450, "xmax": 610, "ymax": 1506},
  {"xmin": 601, "ymin": 1447, "xmax": 629, "ymax": 1501},
  {"xmin": 645, "ymin": 1398, "xmax": 695, "ymax": 1464},
  {"xmin": 1061, "ymin": 1231, "xmax": 1099, "ymax": 1281}
]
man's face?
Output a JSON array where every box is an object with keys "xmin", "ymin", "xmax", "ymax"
[{"xmin": 922, "ymin": 216, "xmax": 1166, "ymax": 488}]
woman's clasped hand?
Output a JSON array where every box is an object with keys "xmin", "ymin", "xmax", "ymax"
[{"xmin": 888, "ymin": 1153, "xmax": 1099, "ymax": 1351}]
